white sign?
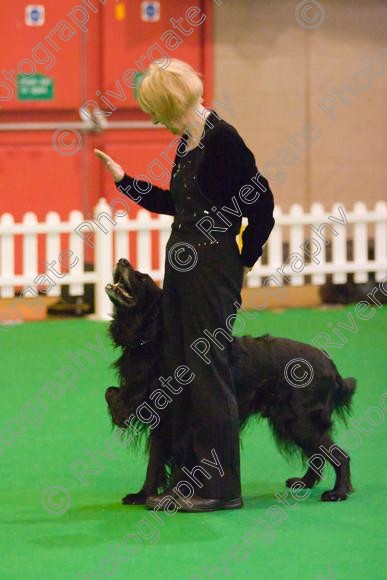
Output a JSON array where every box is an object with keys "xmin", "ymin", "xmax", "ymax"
[
  {"xmin": 25, "ymin": 5, "xmax": 45, "ymax": 27},
  {"xmin": 141, "ymin": 1, "xmax": 160, "ymax": 22}
]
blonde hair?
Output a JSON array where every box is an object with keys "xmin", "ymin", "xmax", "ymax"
[{"xmin": 137, "ymin": 59, "xmax": 204, "ymax": 125}]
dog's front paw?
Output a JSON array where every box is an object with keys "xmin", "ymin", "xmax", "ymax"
[
  {"xmin": 321, "ymin": 490, "xmax": 348, "ymax": 502},
  {"xmin": 105, "ymin": 387, "xmax": 130, "ymax": 428},
  {"xmin": 122, "ymin": 491, "xmax": 148, "ymax": 505}
]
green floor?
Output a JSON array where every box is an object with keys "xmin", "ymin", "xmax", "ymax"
[{"xmin": 0, "ymin": 306, "xmax": 386, "ymax": 579}]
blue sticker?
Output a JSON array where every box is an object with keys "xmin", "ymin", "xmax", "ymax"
[
  {"xmin": 146, "ymin": 5, "xmax": 155, "ymax": 17},
  {"xmin": 141, "ymin": 2, "xmax": 160, "ymax": 22},
  {"xmin": 26, "ymin": 5, "xmax": 45, "ymax": 26}
]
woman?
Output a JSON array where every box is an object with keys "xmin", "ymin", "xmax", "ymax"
[{"xmin": 95, "ymin": 59, "xmax": 275, "ymax": 512}]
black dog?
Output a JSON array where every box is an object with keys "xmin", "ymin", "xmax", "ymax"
[{"xmin": 105, "ymin": 258, "xmax": 356, "ymax": 503}]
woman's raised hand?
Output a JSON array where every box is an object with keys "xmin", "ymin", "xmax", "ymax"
[{"xmin": 94, "ymin": 149, "xmax": 125, "ymax": 183}]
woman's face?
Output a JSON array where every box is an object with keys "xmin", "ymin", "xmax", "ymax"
[{"xmin": 148, "ymin": 110, "xmax": 184, "ymax": 135}]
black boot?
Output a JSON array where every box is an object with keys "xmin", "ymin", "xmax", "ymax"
[{"xmin": 146, "ymin": 492, "xmax": 243, "ymax": 512}]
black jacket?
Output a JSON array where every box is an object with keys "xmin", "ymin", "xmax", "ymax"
[{"xmin": 115, "ymin": 113, "xmax": 275, "ymax": 268}]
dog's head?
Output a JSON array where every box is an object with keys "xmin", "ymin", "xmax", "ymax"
[{"xmin": 106, "ymin": 258, "xmax": 162, "ymax": 347}]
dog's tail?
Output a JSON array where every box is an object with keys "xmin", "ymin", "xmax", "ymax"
[{"xmin": 334, "ymin": 376, "xmax": 357, "ymax": 424}]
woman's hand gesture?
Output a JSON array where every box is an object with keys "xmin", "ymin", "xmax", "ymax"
[{"xmin": 94, "ymin": 149, "xmax": 125, "ymax": 183}]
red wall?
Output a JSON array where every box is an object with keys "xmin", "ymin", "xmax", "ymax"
[{"xmin": 0, "ymin": 0, "xmax": 214, "ymax": 221}]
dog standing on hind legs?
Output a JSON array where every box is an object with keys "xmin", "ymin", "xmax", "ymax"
[{"xmin": 105, "ymin": 258, "xmax": 356, "ymax": 504}]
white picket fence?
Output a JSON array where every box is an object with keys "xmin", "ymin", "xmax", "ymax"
[{"xmin": 0, "ymin": 198, "xmax": 386, "ymax": 320}]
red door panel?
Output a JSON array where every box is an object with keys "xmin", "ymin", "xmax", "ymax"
[
  {"xmin": 0, "ymin": 0, "xmax": 213, "ymax": 278},
  {"xmin": 101, "ymin": 0, "xmax": 206, "ymax": 110},
  {"xmin": 0, "ymin": 0, "xmax": 86, "ymax": 111}
]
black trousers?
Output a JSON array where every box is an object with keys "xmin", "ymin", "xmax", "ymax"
[{"xmin": 161, "ymin": 232, "xmax": 244, "ymax": 499}]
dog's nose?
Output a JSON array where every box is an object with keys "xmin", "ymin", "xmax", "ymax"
[{"xmin": 118, "ymin": 258, "xmax": 129, "ymax": 266}]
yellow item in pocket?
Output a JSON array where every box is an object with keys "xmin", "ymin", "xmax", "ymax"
[{"xmin": 237, "ymin": 224, "xmax": 246, "ymax": 252}]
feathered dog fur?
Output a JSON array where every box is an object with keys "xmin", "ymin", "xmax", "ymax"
[{"xmin": 105, "ymin": 258, "xmax": 356, "ymax": 504}]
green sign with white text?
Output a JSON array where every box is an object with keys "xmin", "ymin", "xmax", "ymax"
[{"xmin": 18, "ymin": 74, "xmax": 54, "ymax": 101}]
